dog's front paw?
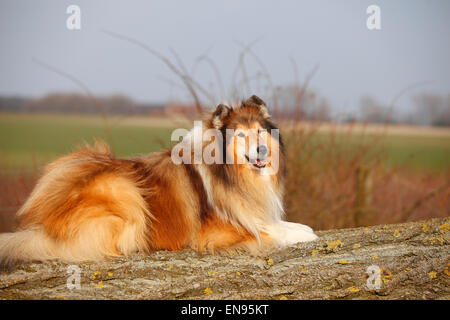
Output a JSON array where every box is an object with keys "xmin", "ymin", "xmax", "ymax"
[
  {"xmin": 263, "ymin": 222, "xmax": 318, "ymax": 247},
  {"xmin": 282, "ymin": 228, "xmax": 318, "ymax": 245},
  {"xmin": 280, "ymin": 221, "xmax": 314, "ymax": 233}
]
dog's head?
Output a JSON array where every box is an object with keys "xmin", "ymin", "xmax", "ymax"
[{"xmin": 210, "ymin": 95, "xmax": 283, "ymax": 174}]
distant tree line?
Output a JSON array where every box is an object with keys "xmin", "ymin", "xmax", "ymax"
[
  {"xmin": 356, "ymin": 93, "xmax": 450, "ymax": 127},
  {"xmin": 267, "ymin": 85, "xmax": 449, "ymax": 127},
  {"xmin": 0, "ymin": 91, "xmax": 449, "ymax": 127},
  {"xmin": 0, "ymin": 93, "xmax": 165, "ymax": 115}
]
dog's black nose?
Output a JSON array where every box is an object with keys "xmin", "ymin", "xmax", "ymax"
[{"xmin": 257, "ymin": 145, "xmax": 268, "ymax": 157}]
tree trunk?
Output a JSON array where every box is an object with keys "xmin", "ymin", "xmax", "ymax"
[{"xmin": 0, "ymin": 218, "xmax": 449, "ymax": 300}]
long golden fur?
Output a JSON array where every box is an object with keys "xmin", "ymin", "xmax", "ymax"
[{"xmin": 0, "ymin": 95, "xmax": 317, "ymax": 268}]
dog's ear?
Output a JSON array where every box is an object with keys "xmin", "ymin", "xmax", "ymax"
[
  {"xmin": 212, "ymin": 104, "xmax": 231, "ymax": 128},
  {"xmin": 242, "ymin": 95, "xmax": 270, "ymax": 119}
]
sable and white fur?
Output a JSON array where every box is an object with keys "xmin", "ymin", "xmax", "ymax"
[{"xmin": 0, "ymin": 95, "xmax": 317, "ymax": 268}]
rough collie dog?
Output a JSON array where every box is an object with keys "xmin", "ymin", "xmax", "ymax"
[{"xmin": 0, "ymin": 95, "xmax": 317, "ymax": 268}]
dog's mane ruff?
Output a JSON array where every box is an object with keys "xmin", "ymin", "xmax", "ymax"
[
  {"xmin": 181, "ymin": 112, "xmax": 285, "ymax": 243},
  {"xmin": 196, "ymin": 163, "xmax": 284, "ymax": 242}
]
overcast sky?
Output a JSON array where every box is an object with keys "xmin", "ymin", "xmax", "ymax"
[{"xmin": 0, "ymin": 0, "xmax": 449, "ymax": 116}]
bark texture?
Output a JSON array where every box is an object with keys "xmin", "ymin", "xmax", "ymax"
[{"xmin": 0, "ymin": 218, "xmax": 449, "ymax": 300}]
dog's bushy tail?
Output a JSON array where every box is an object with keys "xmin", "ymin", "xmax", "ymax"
[
  {"xmin": 0, "ymin": 141, "xmax": 151, "ymax": 269},
  {"xmin": 0, "ymin": 228, "xmax": 56, "ymax": 269}
]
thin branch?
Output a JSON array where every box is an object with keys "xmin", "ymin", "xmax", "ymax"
[
  {"xmin": 235, "ymin": 40, "xmax": 274, "ymax": 92},
  {"xmin": 377, "ymin": 80, "xmax": 433, "ymax": 135},
  {"xmin": 101, "ymin": 29, "xmax": 204, "ymax": 113},
  {"xmin": 399, "ymin": 181, "xmax": 450, "ymax": 221},
  {"xmin": 230, "ymin": 38, "xmax": 263, "ymax": 99},
  {"xmin": 388, "ymin": 81, "xmax": 433, "ymax": 110},
  {"xmin": 168, "ymin": 47, "xmax": 216, "ymax": 105},
  {"xmin": 32, "ymin": 58, "xmax": 115, "ymax": 150},
  {"xmin": 297, "ymin": 63, "xmax": 319, "ymax": 105},
  {"xmin": 191, "ymin": 54, "xmax": 226, "ymax": 101},
  {"xmin": 289, "ymin": 56, "xmax": 300, "ymax": 87}
]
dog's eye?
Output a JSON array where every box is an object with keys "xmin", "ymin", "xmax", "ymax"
[{"xmin": 237, "ymin": 132, "xmax": 246, "ymax": 138}]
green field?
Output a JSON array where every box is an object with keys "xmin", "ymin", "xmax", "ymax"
[
  {"xmin": 0, "ymin": 114, "xmax": 176, "ymax": 169},
  {"xmin": 0, "ymin": 113, "xmax": 449, "ymax": 171}
]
